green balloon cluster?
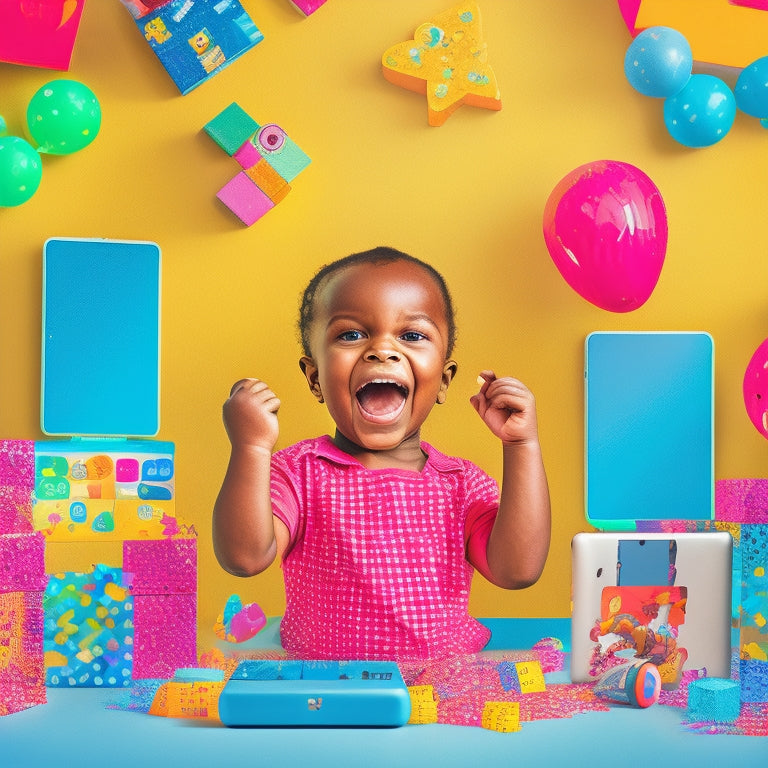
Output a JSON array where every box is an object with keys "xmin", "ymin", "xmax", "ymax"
[{"xmin": 0, "ymin": 79, "xmax": 101, "ymax": 208}]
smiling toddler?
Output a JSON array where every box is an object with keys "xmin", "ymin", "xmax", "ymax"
[{"xmin": 213, "ymin": 246, "xmax": 551, "ymax": 660}]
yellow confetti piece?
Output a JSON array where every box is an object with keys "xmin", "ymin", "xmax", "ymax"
[
  {"xmin": 515, "ymin": 660, "xmax": 546, "ymax": 694},
  {"xmin": 407, "ymin": 684, "xmax": 438, "ymax": 724},
  {"xmin": 482, "ymin": 701, "xmax": 521, "ymax": 732},
  {"xmin": 165, "ymin": 680, "xmax": 225, "ymax": 720}
]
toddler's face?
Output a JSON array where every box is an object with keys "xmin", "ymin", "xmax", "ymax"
[{"xmin": 301, "ymin": 260, "xmax": 456, "ymax": 452}]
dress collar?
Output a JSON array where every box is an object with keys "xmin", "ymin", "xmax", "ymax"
[{"xmin": 314, "ymin": 434, "xmax": 463, "ymax": 473}]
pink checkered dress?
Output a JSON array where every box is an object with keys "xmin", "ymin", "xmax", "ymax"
[{"xmin": 270, "ymin": 436, "xmax": 499, "ymax": 661}]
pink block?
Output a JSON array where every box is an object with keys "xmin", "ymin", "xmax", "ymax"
[
  {"xmin": 217, "ymin": 173, "xmax": 275, "ymax": 226},
  {"xmin": 0, "ymin": 533, "xmax": 46, "ymax": 594},
  {"xmin": 0, "ymin": 0, "xmax": 85, "ymax": 70},
  {"xmin": 131, "ymin": 593, "xmax": 197, "ymax": 679},
  {"xmin": 123, "ymin": 538, "xmax": 196, "ymax": 595},
  {"xmin": 290, "ymin": 0, "xmax": 328, "ymax": 15},
  {"xmin": 233, "ymin": 138, "xmax": 263, "ymax": 169},
  {"xmin": 0, "ymin": 440, "xmax": 35, "ymax": 535}
]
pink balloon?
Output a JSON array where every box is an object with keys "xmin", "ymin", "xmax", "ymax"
[
  {"xmin": 744, "ymin": 337, "xmax": 768, "ymax": 440},
  {"xmin": 543, "ymin": 160, "xmax": 668, "ymax": 312}
]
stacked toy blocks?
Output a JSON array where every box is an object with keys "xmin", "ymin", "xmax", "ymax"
[
  {"xmin": 204, "ymin": 102, "xmax": 311, "ymax": 226},
  {"xmin": 0, "ymin": 438, "xmax": 199, "ymax": 712},
  {"xmin": 124, "ymin": 538, "xmax": 197, "ymax": 679}
]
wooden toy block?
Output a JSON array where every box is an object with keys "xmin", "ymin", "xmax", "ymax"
[
  {"xmin": 245, "ymin": 158, "xmax": 291, "ymax": 204},
  {"xmin": 382, "ymin": 3, "xmax": 502, "ymax": 126},
  {"xmin": 204, "ymin": 103, "xmax": 259, "ymax": 156},
  {"xmin": 216, "ymin": 172, "xmax": 276, "ymax": 226}
]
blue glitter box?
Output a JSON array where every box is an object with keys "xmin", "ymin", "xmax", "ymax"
[{"xmin": 119, "ymin": 0, "xmax": 264, "ymax": 95}]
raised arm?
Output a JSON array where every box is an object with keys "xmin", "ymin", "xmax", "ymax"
[
  {"xmin": 469, "ymin": 371, "xmax": 551, "ymax": 589},
  {"xmin": 212, "ymin": 378, "xmax": 285, "ymax": 577}
]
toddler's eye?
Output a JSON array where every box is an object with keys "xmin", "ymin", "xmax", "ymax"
[
  {"xmin": 338, "ymin": 330, "xmax": 364, "ymax": 342},
  {"xmin": 401, "ymin": 331, "xmax": 426, "ymax": 342}
]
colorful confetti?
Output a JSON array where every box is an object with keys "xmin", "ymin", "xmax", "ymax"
[{"xmin": 43, "ymin": 565, "xmax": 134, "ymax": 687}]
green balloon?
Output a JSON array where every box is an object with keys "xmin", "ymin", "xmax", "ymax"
[
  {"xmin": 27, "ymin": 79, "xmax": 101, "ymax": 155},
  {"xmin": 0, "ymin": 136, "xmax": 42, "ymax": 207}
]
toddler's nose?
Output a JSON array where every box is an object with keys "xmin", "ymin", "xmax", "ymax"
[{"xmin": 364, "ymin": 343, "xmax": 401, "ymax": 362}]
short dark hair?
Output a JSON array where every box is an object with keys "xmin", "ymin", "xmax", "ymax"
[{"xmin": 298, "ymin": 246, "xmax": 457, "ymax": 358}]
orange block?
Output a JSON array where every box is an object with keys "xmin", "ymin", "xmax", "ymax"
[{"xmin": 245, "ymin": 159, "xmax": 291, "ymax": 203}]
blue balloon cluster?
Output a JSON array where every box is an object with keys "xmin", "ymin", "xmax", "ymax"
[{"xmin": 624, "ymin": 26, "xmax": 766, "ymax": 147}]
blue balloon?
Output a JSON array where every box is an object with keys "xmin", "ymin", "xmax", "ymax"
[
  {"xmin": 663, "ymin": 74, "xmax": 736, "ymax": 147},
  {"xmin": 735, "ymin": 55, "xmax": 768, "ymax": 118},
  {"xmin": 624, "ymin": 26, "xmax": 692, "ymax": 98}
]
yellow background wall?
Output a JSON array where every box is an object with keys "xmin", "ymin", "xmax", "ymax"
[{"xmin": 1, "ymin": 1, "xmax": 766, "ymax": 639}]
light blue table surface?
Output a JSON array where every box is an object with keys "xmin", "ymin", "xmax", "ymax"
[{"xmin": 2, "ymin": 618, "xmax": 766, "ymax": 768}]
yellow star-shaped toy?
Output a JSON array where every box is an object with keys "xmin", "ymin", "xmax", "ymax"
[{"xmin": 382, "ymin": 3, "xmax": 502, "ymax": 126}]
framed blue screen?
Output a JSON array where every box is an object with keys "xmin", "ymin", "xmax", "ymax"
[
  {"xmin": 41, "ymin": 238, "xmax": 161, "ymax": 437},
  {"xmin": 584, "ymin": 331, "xmax": 714, "ymax": 530}
]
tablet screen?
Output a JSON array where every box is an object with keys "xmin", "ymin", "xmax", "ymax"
[
  {"xmin": 584, "ymin": 332, "xmax": 714, "ymax": 529},
  {"xmin": 41, "ymin": 238, "xmax": 161, "ymax": 437}
]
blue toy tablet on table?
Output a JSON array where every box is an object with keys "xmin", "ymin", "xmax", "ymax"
[{"xmin": 218, "ymin": 660, "xmax": 412, "ymax": 727}]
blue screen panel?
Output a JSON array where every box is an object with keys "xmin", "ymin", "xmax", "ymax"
[
  {"xmin": 42, "ymin": 238, "xmax": 161, "ymax": 437},
  {"xmin": 585, "ymin": 332, "xmax": 714, "ymax": 530}
]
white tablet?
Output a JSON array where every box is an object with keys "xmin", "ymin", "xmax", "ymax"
[{"xmin": 570, "ymin": 531, "xmax": 732, "ymax": 686}]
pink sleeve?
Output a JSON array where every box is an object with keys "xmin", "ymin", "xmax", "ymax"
[
  {"xmin": 465, "ymin": 501, "xmax": 497, "ymax": 582},
  {"xmin": 270, "ymin": 453, "xmax": 301, "ymax": 548}
]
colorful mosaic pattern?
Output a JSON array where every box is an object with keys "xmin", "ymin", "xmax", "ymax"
[
  {"xmin": 44, "ymin": 565, "xmax": 134, "ymax": 687},
  {"xmin": 740, "ymin": 524, "xmax": 768, "ymax": 702}
]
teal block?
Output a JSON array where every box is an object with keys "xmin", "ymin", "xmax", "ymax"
[
  {"xmin": 205, "ymin": 103, "xmax": 260, "ymax": 156},
  {"xmin": 253, "ymin": 128, "xmax": 311, "ymax": 182}
]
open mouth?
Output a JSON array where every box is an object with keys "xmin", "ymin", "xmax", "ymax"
[{"xmin": 355, "ymin": 380, "xmax": 409, "ymax": 422}]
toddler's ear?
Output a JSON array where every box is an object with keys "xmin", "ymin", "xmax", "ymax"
[
  {"xmin": 299, "ymin": 356, "xmax": 324, "ymax": 403},
  {"xmin": 437, "ymin": 359, "xmax": 458, "ymax": 404}
]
